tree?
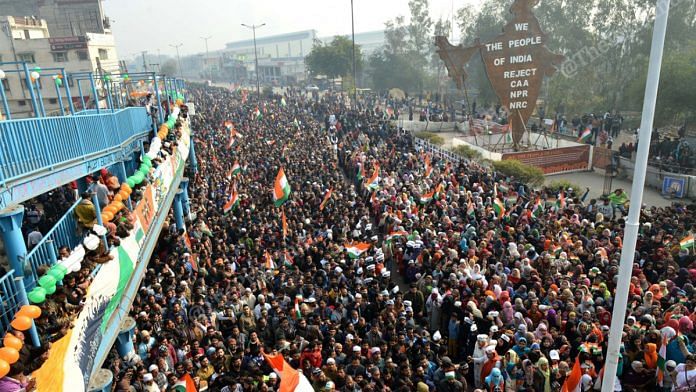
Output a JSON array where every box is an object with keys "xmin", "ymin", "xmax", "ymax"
[
  {"xmin": 407, "ymin": 0, "xmax": 433, "ymax": 61},
  {"xmin": 368, "ymin": 51, "xmax": 426, "ymax": 93},
  {"xmin": 384, "ymin": 16, "xmax": 408, "ymax": 56},
  {"xmin": 306, "ymin": 36, "xmax": 363, "ymax": 80},
  {"xmin": 161, "ymin": 59, "xmax": 177, "ymax": 76}
]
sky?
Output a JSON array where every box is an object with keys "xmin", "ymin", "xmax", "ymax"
[{"xmin": 103, "ymin": 0, "xmax": 478, "ymax": 60}]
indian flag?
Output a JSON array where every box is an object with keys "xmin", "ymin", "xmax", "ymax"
[
  {"xmin": 386, "ymin": 231, "xmax": 408, "ymax": 242},
  {"xmin": 345, "ymin": 242, "xmax": 371, "ymax": 259},
  {"xmin": 284, "ymin": 250, "xmax": 294, "ymax": 267},
  {"xmin": 556, "ymin": 191, "xmax": 566, "ymax": 210},
  {"xmin": 467, "ymin": 199, "xmax": 475, "ymax": 217},
  {"xmin": 253, "ymin": 106, "xmax": 262, "ymax": 120},
  {"xmin": 281, "ymin": 97, "xmax": 287, "ymax": 107},
  {"xmin": 281, "ymin": 209, "xmax": 288, "ymax": 239},
  {"xmin": 223, "ymin": 186, "xmax": 239, "ymax": 214},
  {"xmin": 552, "ymin": 244, "xmax": 562, "ymax": 256},
  {"xmin": 365, "ymin": 164, "xmax": 380, "ymax": 190},
  {"xmin": 680, "ymin": 235, "xmax": 694, "ymax": 250},
  {"xmin": 224, "ymin": 120, "xmax": 234, "ymax": 130},
  {"xmin": 293, "ymin": 117, "xmax": 300, "ymax": 129},
  {"xmin": 577, "ymin": 127, "xmax": 592, "ymax": 143},
  {"xmin": 424, "ymin": 154, "xmax": 433, "ymax": 178},
  {"xmin": 172, "ymin": 374, "xmax": 197, "ymax": 392},
  {"xmin": 493, "ymin": 198, "xmax": 505, "ymax": 218},
  {"xmin": 420, "ymin": 189, "xmax": 435, "ymax": 204},
  {"xmin": 227, "ymin": 135, "xmax": 237, "ymax": 149},
  {"xmin": 273, "ymin": 167, "xmax": 291, "ymax": 207},
  {"xmin": 264, "ymin": 251, "xmax": 276, "ymax": 270},
  {"xmin": 561, "ymin": 357, "xmax": 582, "ymax": 392},
  {"xmin": 657, "ymin": 329, "xmax": 668, "ymax": 385},
  {"xmin": 266, "ymin": 139, "xmax": 276, "ymax": 146},
  {"xmin": 533, "ymin": 198, "xmax": 544, "ymax": 217},
  {"xmin": 231, "ymin": 161, "xmax": 241, "ymax": 176},
  {"xmin": 263, "ymin": 353, "xmax": 314, "ymax": 392},
  {"xmin": 357, "ymin": 164, "xmax": 365, "ymax": 181},
  {"xmin": 319, "ymin": 188, "xmax": 333, "ymax": 211},
  {"xmin": 293, "ymin": 295, "xmax": 302, "ymax": 319}
]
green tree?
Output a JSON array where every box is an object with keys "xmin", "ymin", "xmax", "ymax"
[
  {"xmin": 306, "ymin": 36, "xmax": 363, "ymax": 80},
  {"xmin": 384, "ymin": 16, "xmax": 408, "ymax": 56},
  {"xmin": 368, "ymin": 51, "xmax": 426, "ymax": 93},
  {"xmin": 407, "ymin": 0, "xmax": 433, "ymax": 61}
]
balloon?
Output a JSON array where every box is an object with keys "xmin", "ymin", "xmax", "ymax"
[
  {"xmin": 126, "ymin": 178, "xmax": 136, "ymax": 188},
  {"xmin": 33, "ymin": 66, "xmax": 41, "ymax": 72},
  {"xmin": 118, "ymin": 190, "xmax": 130, "ymax": 200},
  {"xmin": 113, "ymin": 193, "xmax": 123, "ymax": 203},
  {"xmin": 10, "ymin": 316, "xmax": 32, "ymax": 331},
  {"xmin": 143, "ymin": 156, "xmax": 151, "ymax": 164},
  {"xmin": 0, "ymin": 359, "xmax": 8, "ymax": 378},
  {"xmin": 0, "ymin": 347, "xmax": 18, "ymax": 364},
  {"xmin": 102, "ymin": 205, "xmax": 117, "ymax": 215},
  {"xmin": 120, "ymin": 183, "xmax": 131, "ymax": 193},
  {"xmin": 114, "ymin": 201, "xmax": 125, "ymax": 211},
  {"xmin": 18, "ymin": 305, "xmax": 41, "ymax": 319},
  {"xmin": 30, "ymin": 71, "xmax": 39, "ymax": 80},
  {"xmin": 54, "ymin": 265, "xmax": 68, "ymax": 275},
  {"xmin": 2, "ymin": 334, "xmax": 22, "ymax": 351},
  {"xmin": 44, "ymin": 284, "xmax": 56, "ymax": 295},
  {"xmin": 139, "ymin": 168, "xmax": 149, "ymax": 177},
  {"xmin": 55, "ymin": 78, "xmax": 63, "ymax": 87},
  {"xmin": 27, "ymin": 287, "xmax": 46, "ymax": 304},
  {"xmin": 38, "ymin": 275, "xmax": 56, "ymax": 288},
  {"xmin": 101, "ymin": 212, "xmax": 114, "ymax": 222},
  {"xmin": 47, "ymin": 268, "xmax": 65, "ymax": 282}
]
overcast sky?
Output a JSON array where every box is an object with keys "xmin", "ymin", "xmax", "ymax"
[{"xmin": 103, "ymin": 0, "xmax": 478, "ymax": 60}]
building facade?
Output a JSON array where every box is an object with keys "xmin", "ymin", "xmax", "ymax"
[
  {"xmin": 0, "ymin": 15, "xmax": 119, "ymax": 117},
  {"xmin": 0, "ymin": 0, "xmax": 109, "ymax": 37}
]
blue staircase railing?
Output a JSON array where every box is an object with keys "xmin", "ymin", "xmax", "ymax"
[
  {"xmin": 0, "ymin": 107, "xmax": 151, "ymax": 188},
  {"xmin": 0, "ymin": 270, "xmax": 22, "ymax": 335},
  {"xmin": 24, "ymin": 199, "xmax": 83, "ymax": 290}
]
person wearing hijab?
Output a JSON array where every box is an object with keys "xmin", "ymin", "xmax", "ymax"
[
  {"xmin": 484, "ymin": 367, "xmax": 505, "ymax": 391},
  {"xmin": 502, "ymin": 350, "xmax": 519, "ymax": 392},
  {"xmin": 534, "ymin": 357, "xmax": 552, "ymax": 392},
  {"xmin": 471, "ymin": 334, "xmax": 489, "ymax": 389}
]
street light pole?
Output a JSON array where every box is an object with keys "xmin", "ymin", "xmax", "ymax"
[
  {"xmin": 200, "ymin": 35, "xmax": 213, "ymax": 83},
  {"xmin": 242, "ymin": 23, "xmax": 265, "ymax": 98},
  {"xmin": 351, "ymin": 0, "xmax": 357, "ymax": 105},
  {"xmin": 169, "ymin": 43, "xmax": 183, "ymax": 79}
]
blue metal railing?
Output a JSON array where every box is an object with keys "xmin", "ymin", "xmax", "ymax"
[
  {"xmin": 0, "ymin": 270, "xmax": 22, "ymax": 335},
  {"xmin": 25, "ymin": 199, "xmax": 83, "ymax": 290},
  {"xmin": 0, "ymin": 107, "xmax": 150, "ymax": 187}
]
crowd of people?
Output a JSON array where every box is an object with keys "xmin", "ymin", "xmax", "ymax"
[{"xmin": 91, "ymin": 84, "xmax": 696, "ymax": 392}]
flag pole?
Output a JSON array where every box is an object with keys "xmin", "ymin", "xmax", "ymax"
[{"xmin": 601, "ymin": 0, "xmax": 670, "ymax": 390}]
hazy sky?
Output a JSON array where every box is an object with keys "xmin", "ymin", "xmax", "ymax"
[{"xmin": 103, "ymin": 0, "xmax": 477, "ymax": 60}]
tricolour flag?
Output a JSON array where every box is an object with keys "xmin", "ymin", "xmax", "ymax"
[
  {"xmin": 284, "ymin": 250, "xmax": 294, "ymax": 267},
  {"xmin": 273, "ymin": 168, "xmax": 291, "ymax": 207},
  {"xmin": 680, "ymin": 235, "xmax": 695, "ymax": 250},
  {"xmin": 172, "ymin": 374, "xmax": 197, "ymax": 392},
  {"xmin": 263, "ymin": 353, "xmax": 314, "ymax": 392},
  {"xmin": 386, "ymin": 231, "xmax": 408, "ymax": 242},
  {"xmin": 657, "ymin": 330, "xmax": 668, "ymax": 385},
  {"xmin": 223, "ymin": 185, "xmax": 239, "ymax": 214},
  {"xmin": 365, "ymin": 163, "xmax": 380, "ymax": 190},
  {"xmin": 467, "ymin": 199, "xmax": 475, "ymax": 217},
  {"xmin": 556, "ymin": 191, "xmax": 566, "ymax": 210},
  {"xmin": 577, "ymin": 127, "xmax": 592, "ymax": 143},
  {"xmin": 231, "ymin": 161, "xmax": 242, "ymax": 176},
  {"xmin": 561, "ymin": 357, "xmax": 582, "ymax": 392},
  {"xmin": 420, "ymin": 189, "xmax": 435, "ymax": 204},
  {"xmin": 357, "ymin": 164, "xmax": 365, "ymax": 182},
  {"xmin": 533, "ymin": 198, "xmax": 544, "ymax": 217},
  {"xmin": 424, "ymin": 154, "xmax": 433, "ymax": 178},
  {"xmin": 253, "ymin": 106, "xmax": 262, "ymax": 120},
  {"xmin": 224, "ymin": 120, "xmax": 233, "ymax": 130},
  {"xmin": 280, "ymin": 97, "xmax": 287, "ymax": 107},
  {"xmin": 345, "ymin": 242, "xmax": 371, "ymax": 259},
  {"xmin": 264, "ymin": 251, "xmax": 276, "ymax": 270},
  {"xmin": 319, "ymin": 188, "xmax": 333, "ymax": 211},
  {"xmin": 293, "ymin": 117, "xmax": 300, "ymax": 129},
  {"xmin": 493, "ymin": 198, "xmax": 505, "ymax": 218},
  {"xmin": 281, "ymin": 209, "xmax": 288, "ymax": 239}
]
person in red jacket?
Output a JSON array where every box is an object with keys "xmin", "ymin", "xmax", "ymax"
[{"xmin": 300, "ymin": 341, "xmax": 323, "ymax": 370}]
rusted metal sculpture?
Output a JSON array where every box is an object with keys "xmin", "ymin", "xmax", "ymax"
[{"xmin": 436, "ymin": 0, "xmax": 564, "ymax": 146}]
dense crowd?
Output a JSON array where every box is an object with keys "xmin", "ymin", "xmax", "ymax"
[{"xmin": 99, "ymin": 85, "xmax": 696, "ymax": 392}]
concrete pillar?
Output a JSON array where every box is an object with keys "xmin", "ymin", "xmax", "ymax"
[
  {"xmin": 173, "ymin": 190, "xmax": 185, "ymax": 231},
  {"xmin": 115, "ymin": 316, "xmax": 136, "ymax": 359},
  {"xmin": 87, "ymin": 369, "xmax": 113, "ymax": 392},
  {"xmin": 188, "ymin": 138, "xmax": 198, "ymax": 174},
  {"xmin": 179, "ymin": 177, "xmax": 191, "ymax": 219},
  {"xmin": 0, "ymin": 205, "xmax": 40, "ymax": 347}
]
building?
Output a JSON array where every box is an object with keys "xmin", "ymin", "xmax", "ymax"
[
  {"xmin": 0, "ymin": 0, "xmax": 110, "ymax": 37},
  {"xmin": 0, "ymin": 15, "xmax": 119, "ymax": 117}
]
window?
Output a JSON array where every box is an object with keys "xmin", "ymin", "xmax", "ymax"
[
  {"xmin": 18, "ymin": 53, "xmax": 35, "ymax": 63},
  {"xmin": 52, "ymin": 52, "xmax": 68, "ymax": 62},
  {"xmin": 2, "ymin": 79, "xmax": 9, "ymax": 92},
  {"xmin": 98, "ymin": 49, "xmax": 108, "ymax": 60},
  {"xmin": 77, "ymin": 51, "xmax": 89, "ymax": 61},
  {"xmin": 17, "ymin": 100, "xmax": 26, "ymax": 106},
  {"xmin": 49, "ymin": 98, "xmax": 57, "ymax": 104},
  {"xmin": 23, "ymin": 30, "xmax": 30, "ymax": 39}
]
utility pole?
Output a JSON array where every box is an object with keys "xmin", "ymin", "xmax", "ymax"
[
  {"xmin": 241, "ymin": 23, "xmax": 265, "ymax": 98},
  {"xmin": 200, "ymin": 35, "xmax": 213, "ymax": 83},
  {"xmin": 601, "ymin": 0, "xmax": 671, "ymax": 389},
  {"xmin": 350, "ymin": 0, "xmax": 357, "ymax": 105},
  {"xmin": 141, "ymin": 50, "xmax": 148, "ymax": 72},
  {"xmin": 169, "ymin": 43, "xmax": 183, "ymax": 79}
]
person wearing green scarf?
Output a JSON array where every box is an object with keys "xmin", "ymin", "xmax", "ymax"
[{"xmin": 535, "ymin": 357, "xmax": 552, "ymax": 392}]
